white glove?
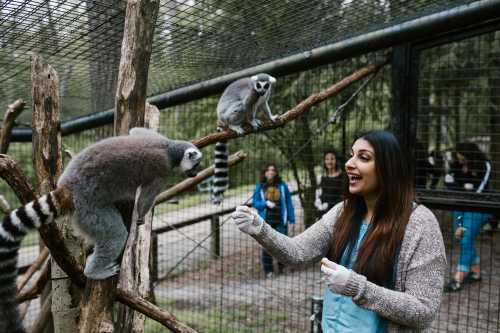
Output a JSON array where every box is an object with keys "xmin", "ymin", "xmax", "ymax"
[
  {"xmin": 231, "ymin": 206, "xmax": 264, "ymax": 235},
  {"xmin": 320, "ymin": 258, "xmax": 352, "ymax": 295},
  {"xmin": 444, "ymin": 174, "xmax": 454, "ymax": 183},
  {"xmin": 266, "ymin": 200, "xmax": 276, "ymax": 209}
]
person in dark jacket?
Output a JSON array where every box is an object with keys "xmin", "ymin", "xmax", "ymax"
[
  {"xmin": 315, "ymin": 149, "xmax": 345, "ymax": 217},
  {"xmin": 252, "ymin": 163, "xmax": 295, "ymax": 277},
  {"xmin": 444, "ymin": 141, "xmax": 493, "ymax": 292}
]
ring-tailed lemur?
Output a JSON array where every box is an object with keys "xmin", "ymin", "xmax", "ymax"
[
  {"xmin": 0, "ymin": 128, "xmax": 202, "ymax": 333},
  {"xmin": 212, "ymin": 74, "xmax": 277, "ymax": 205}
]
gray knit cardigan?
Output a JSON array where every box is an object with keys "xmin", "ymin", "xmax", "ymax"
[{"xmin": 252, "ymin": 202, "xmax": 447, "ymax": 332}]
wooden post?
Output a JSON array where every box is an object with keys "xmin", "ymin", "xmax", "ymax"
[
  {"xmin": 151, "ymin": 232, "xmax": 159, "ymax": 284},
  {"xmin": 80, "ymin": 1, "xmax": 160, "ymax": 331},
  {"xmin": 114, "ymin": 0, "xmax": 160, "ymax": 135},
  {"xmin": 117, "ymin": 103, "xmax": 159, "ymax": 332},
  {"xmin": 31, "ymin": 54, "xmax": 83, "ymax": 333},
  {"xmin": 210, "ymin": 215, "xmax": 221, "ymax": 259}
]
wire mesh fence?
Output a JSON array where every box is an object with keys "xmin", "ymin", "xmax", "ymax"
[
  {"xmin": 0, "ymin": 0, "xmax": 484, "ymax": 121},
  {"xmin": 1, "ymin": 11, "xmax": 499, "ymax": 333}
]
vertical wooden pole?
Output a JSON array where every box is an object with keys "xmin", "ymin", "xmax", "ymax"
[
  {"xmin": 210, "ymin": 215, "xmax": 221, "ymax": 259},
  {"xmin": 117, "ymin": 103, "xmax": 159, "ymax": 332},
  {"xmin": 114, "ymin": 0, "xmax": 160, "ymax": 135},
  {"xmin": 151, "ymin": 232, "xmax": 159, "ymax": 285},
  {"xmin": 80, "ymin": 1, "xmax": 160, "ymax": 332},
  {"xmin": 31, "ymin": 54, "xmax": 83, "ymax": 333}
]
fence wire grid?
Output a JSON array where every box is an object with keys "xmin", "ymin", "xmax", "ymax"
[
  {"xmin": 0, "ymin": 1, "xmax": 500, "ymax": 333},
  {"xmin": 0, "ymin": 0, "xmax": 482, "ymax": 121}
]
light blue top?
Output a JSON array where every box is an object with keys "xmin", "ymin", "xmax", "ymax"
[{"xmin": 322, "ymin": 222, "xmax": 388, "ymax": 333}]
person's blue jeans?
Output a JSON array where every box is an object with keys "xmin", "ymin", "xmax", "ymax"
[
  {"xmin": 452, "ymin": 211, "xmax": 492, "ymax": 273},
  {"xmin": 262, "ymin": 223, "xmax": 288, "ymax": 274}
]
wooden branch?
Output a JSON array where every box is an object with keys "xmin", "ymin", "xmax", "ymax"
[
  {"xmin": 191, "ymin": 60, "xmax": 387, "ymax": 149},
  {"xmin": 17, "ymin": 260, "xmax": 51, "ymax": 303},
  {"xmin": 0, "ymin": 99, "xmax": 26, "ymax": 154},
  {"xmin": 0, "ymin": 154, "xmax": 37, "ymax": 203},
  {"xmin": 155, "ymin": 150, "xmax": 247, "ymax": 205},
  {"xmin": 29, "ymin": 291, "xmax": 53, "ymax": 333},
  {"xmin": 17, "ymin": 247, "xmax": 49, "ymax": 291},
  {"xmin": 116, "ymin": 288, "xmax": 198, "ymax": 333}
]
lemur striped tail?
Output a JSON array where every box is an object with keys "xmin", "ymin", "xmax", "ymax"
[
  {"xmin": 0, "ymin": 188, "xmax": 72, "ymax": 333},
  {"xmin": 212, "ymin": 140, "xmax": 229, "ymax": 205}
]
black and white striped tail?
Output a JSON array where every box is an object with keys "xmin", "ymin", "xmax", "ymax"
[
  {"xmin": 0, "ymin": 192, "xmax": 59, "ymax": 333},
  {"xmin": 212, "ymin": 140, "xmax": 229, "ymax": 205}
]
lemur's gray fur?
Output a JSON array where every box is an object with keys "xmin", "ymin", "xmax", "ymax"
[
  {"xmin": 217, "ymin": 73, "xmax": 277, "ymax": 135},
  {"xmin": 0, "ymin": 128, "xmax": 202, "ymax": 333},
  {"xmin": 212, "ymin": 74, "xmax": 277, "ymax": 205}
]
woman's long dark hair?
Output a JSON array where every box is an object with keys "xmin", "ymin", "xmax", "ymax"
[
  {"xmin": 259, "ymin": 163, "xmax": 282, "ymax": 186},
  {"xmin": 328, "ymin": 130, "xmax": 415, "ymax": 287}
]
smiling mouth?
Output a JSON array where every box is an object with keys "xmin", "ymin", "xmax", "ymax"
[{"xmin": 348, "ymin": 174, "xmax": 362, "ymax": 183}]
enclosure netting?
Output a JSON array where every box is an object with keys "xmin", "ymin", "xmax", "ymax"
[{"xmin": 0, "ymin": 0, "xmax": 477, "ymax": 120}]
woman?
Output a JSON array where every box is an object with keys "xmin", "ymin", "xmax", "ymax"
[
  {"xmin": 252, "ymin": 163, "xmax": 295, "ymax": 277},
  {"xmin": 315, "ymin": 149, "xmax": 345, "ymax": 217},
  {"xmin": 233, "ymin": 130, "xmax": 446, "ymax": 332},
  {"xmin": 444, "ymin": 141, "xmax": 492, "ymax": 292}
]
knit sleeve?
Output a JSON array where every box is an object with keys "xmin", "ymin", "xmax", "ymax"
[
  {"xmin": 342, "ymin": 206, "xmax": 447, "ymax": 329},
  {"xmin": 251, "ymin": 202, "xmax": 343, "ymax": 265}
]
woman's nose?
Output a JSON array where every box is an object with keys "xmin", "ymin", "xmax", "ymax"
[{"xmin": 345, "ymin": 157, "xmax": 354, "ymax": 170}]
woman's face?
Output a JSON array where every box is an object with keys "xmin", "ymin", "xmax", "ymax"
[
  {"xmin": 265, "ymin": 166, "xmax": 277, "ymax": 182},
  {"xmin": 324, "ymin": 153, "xmax": 337, "ymax": 171},
  {"xmin": 345, "ymin": 138, "xmax": 379, "ymax": 198}
]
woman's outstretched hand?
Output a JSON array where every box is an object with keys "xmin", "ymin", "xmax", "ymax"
[
  {"xmin": 320, "ymin": 257, "xmax": 353, "ymax": 295},
  {"xmin": 232, "ymin": 206, "xmax": 265, "ymax": 235}
]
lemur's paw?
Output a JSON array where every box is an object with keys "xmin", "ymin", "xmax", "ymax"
[
  {"xmin": 229, "ymin": 126, "xmax": 245, "ymax": 135},
  {"xmin": 250, "ymin": 119, "xmax": 262, "ymax": 130},
  {"xmin": 270, "ymin": 114, "xmax": 279, "ymax": 123}
]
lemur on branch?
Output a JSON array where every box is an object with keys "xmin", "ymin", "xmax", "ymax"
[
  {"xmin": 212, "ymin": 73, "xmax": 278, "ymax": 204},
  {"xmin": 0, "ymin": 127, "xmax": 202, "ymax": 333}
]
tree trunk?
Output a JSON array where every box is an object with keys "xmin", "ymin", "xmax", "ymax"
[
  {"xmin": 114, "ymin": 0, "xmax": 160, "ymax": 135},
  {"xmin": 31, "ymin": 54, "xmax": 84, "ymax": 333},
  {"xmin": 79, "ymin": 1, "xmax": 160, "ymax": 332},
  {"xmin": 116, "ymin": 103, "xmax": 159, "ymax": 332},
  {"xmin": 297, "ymin": 114, "xmax": 317, "ymax": 228}
]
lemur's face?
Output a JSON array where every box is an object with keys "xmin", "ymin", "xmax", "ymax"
[
  {"xmin": 251, "ymin": 74, "xmax": 276, "ymax": 96},
  {"xmin": 181, "ymin": 147, "xmax": 203, "ymax": 177}
]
